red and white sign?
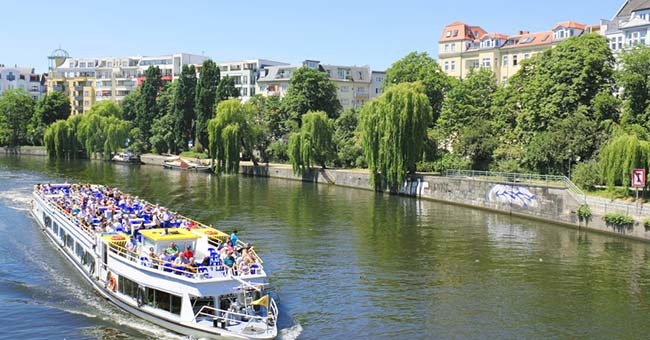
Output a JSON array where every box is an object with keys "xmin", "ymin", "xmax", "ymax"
[{"xmin": 632, "ymin": 169, "xmax": 646, "ymax": 187}]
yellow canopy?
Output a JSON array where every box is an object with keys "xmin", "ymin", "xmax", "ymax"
[
  {"xmin": 139, "ymin": 228, "xmax": 200, "ymax": 241},
  {"xmin": 251, "ymin": 295, "xmax": 269, "ymax": 308},
  {"xmin": 191, "ymin": 227, "xmax": 229, "ymax": 240}
]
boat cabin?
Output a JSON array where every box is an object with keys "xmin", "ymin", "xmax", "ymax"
[{"xmin": 139, "ymin": 228, "xmax": 200, "ymax": 255}]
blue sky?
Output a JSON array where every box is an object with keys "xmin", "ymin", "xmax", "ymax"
[{"xmin": 0, "ymin": 0, "xmax": 622, "ymax": 73}]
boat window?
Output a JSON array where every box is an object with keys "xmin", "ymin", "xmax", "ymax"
[
  {"xmin": 58, "ymin": 226, "xmax": 65, "ymax": 240},
  {"xmin": 191, "ymin": 296, "xmax": 215, "ymax": 315},
  {"xmin": 75, "ymin": 242, "xmax": 83, "ymax": 258},
  {"xmin": 43, "ymin": 213, "xmax": 52, "ymax": 228},
  {"xmin": 145, "ymin": 287, "xmax": 182, "ymax": 315},
  {"xmin": 53, "ymin": 223, "xmax": 59, "ymax": 235},
  {"xmin": 66, "ymin": 234, "xmax": 74, "ymax": 250},
  {"xmin": 118, "ymin": 275, "xmax": 139, "ymax": 299}
]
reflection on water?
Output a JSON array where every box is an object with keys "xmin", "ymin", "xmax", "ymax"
[{"xmin": 2, "ymin": 155, "xmax": 650, "ymax": 339}]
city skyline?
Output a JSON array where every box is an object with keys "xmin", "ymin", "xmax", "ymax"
[{"xmin": 1, "ymin": 0, "xmax": 621, "ymax": 73}]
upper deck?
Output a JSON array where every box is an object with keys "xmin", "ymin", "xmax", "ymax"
[{"xmin": 34, "ymin": 183, "xmax": 267, "ymax": 285}]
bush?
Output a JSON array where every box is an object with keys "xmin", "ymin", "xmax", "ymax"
[
  {"xmin": 572, "ymin": 160, "xmax": 600, "ymax": 190},
  {"xmin": 577, "ymin": 204, "xmax": 592, "ymax": 223},
  {"xmin": 180, "ymin": 151, "xmax": 209, "ymax": 159},
  {"xmin": 602, "ymin": 213, "xmax": 634, "ymax": 230},
  {"xmin": 266, "ymin": 140, "xmax": 288, "ymax": 163},
  {"xmin": 432, "ymin": 153, "xmax": 471, "ymax": 173},
  {"xmin": 644, "ymin": 219, "xmax": 650, "ymax": 232},
  {"xmin": 490, "ymin": 158, "xmax": 526, "ymax": 173}
]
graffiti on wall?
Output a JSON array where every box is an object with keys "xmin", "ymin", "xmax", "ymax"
[{"xmin": 487, "ymin": 184, "xmax": 538, "ymax": 208}]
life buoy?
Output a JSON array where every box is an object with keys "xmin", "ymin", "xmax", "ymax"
[
  {"xmin": 111, "ymin": 235, "xmax": 125, "ymax": 241},
  {"xmin": 107, "ymin": 275, "xmax": 117, "ymax": 292}
]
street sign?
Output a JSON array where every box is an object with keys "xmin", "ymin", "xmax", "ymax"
[{"xmin": 632, "ymin": 169, "xmax": 646, "ymax": 187}]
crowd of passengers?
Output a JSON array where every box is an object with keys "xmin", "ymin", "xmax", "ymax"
[{"xmin": 36, "ymin": 183, "xmax": 259, "ymax": 276}]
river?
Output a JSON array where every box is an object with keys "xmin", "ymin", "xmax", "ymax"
[{"xmin": 2, "ymin": 155, "xmax": 650, "ymax": 339}]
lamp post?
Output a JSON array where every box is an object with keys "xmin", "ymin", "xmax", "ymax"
[{"xmin": 568, "ymin": 149, "xmax": 573, "ymax": 181}]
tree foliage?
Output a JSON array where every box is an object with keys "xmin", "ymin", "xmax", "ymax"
[
  {"xmin": 135, "ymin": 66, "xmax": 163, "ymax": 151},
  {"xmin": 618, "ymin": 47, "xmax": 650, "ymax": 129},
  {"xmin": 216, "ymin": 76, "xmax": 240, "ymax": 101},
  {"xmin": 383, "ymin": 51, "xmax": 449, "ymax": 121},
  {"xmin": 207, "ymin": 99, "xmax": 255, "ymax": 174},
  {"xmin": 0, "ymin": 89, "xmax": 34, "ymax": 147},
  {"xmin": 29, "ymin": 91, "xmax": 70, "ymax": 145},
  {"xmin": 173, "ymin": 65, "xmax": 197, "ymax": 153},
  {"xmin": 287, "ymin": 111, "xmax": 334, "ymax": 173},
  {"xmin": 599, "ymin": 134, "xmax": 650, "ymax": 188},
  {"xmin": 360, "ymin": 82, "xmax": 432, "ymax": 191},
  {"xmin": 281, "ymin": 67, "xmax": 341, "ymax": 122},
  {"xmin": 195, "ymin": 59, "xmax": 220, "ymax": 149},
  {"xmin": 333, "ymin": 109, "xmax": 364, "ymax": 168},
  {"xmin": 149, "ymin": 82, "xmax": 177, "ymax": 154}
]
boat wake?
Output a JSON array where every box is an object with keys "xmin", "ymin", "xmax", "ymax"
[
  {"xmin": 0, "ymin": 189, "xmax": 32, "ymax": 211},
  {"xmin": 277, "ymin": 322, "xmax": 303, "ymax": 340}
]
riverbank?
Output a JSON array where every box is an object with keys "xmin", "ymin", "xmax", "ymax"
[{"xmin": 2, "ymin": 146, "xmax": 46, "ymax": 156}]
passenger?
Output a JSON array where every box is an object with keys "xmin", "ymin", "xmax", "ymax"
[
  {"xmin": 125, "ymin": 236, "xmax": 137, "ymax": 253},
  {"xmin": 174, "ymin": 253, "xmax": 189, "ymax": 265},
  {"xmin": 159, "ymin": 251, "xmax": 171, "ymax": 263},
  {"xmin": 223, "ymin": 251, "xmax": 237, "ymax": 275},
  {"xmin": 230, "ymin": 230, "xmax": 238, "ymax": 246},
  {"xmin": 201, "ymin": 256, "xmax": 211, "ymax": 266},
  {"xmin": 187, "ymin": 257, "xmax": 198, "ymax": 273},
  {"xmin": 165, "ymin": 242, "xmax": 179, "ymax": 257},
  {"xmin": 226, "ymin": 240, "xmax": 234, "ymax": 252},
  {"xmin": 182, "ymin": 245, "xmax": 193, "ymax": 259}
]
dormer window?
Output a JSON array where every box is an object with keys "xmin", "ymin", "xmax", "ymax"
[
  {"xmin": 453, "ymin": 30, "xmax": 459, "ymax": 37},
  {"xmin": 446, "ymin": 31, "xmax": 452, "ymax": 38}
]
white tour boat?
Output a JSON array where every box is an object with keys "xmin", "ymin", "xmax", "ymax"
[{"xmin": 30, "ymin": 183, "xmax": 278, "ymax": 340}]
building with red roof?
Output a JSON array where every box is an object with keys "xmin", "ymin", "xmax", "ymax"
[{"xmin": 438, "ymin": 20, "xmax": 595, "ymax": 83}]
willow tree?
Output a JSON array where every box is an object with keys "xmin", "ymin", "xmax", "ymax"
[
  {"xmin": 599, "ymin": 134, "xmax": 650, "ymax": 189},
  {"xmin": 208, "ymin": 99, "xmax": 255, "ymax": 174},
  {"xmin": 360, "ymin": 82, "xmax": 432, "ymax": 192},
  {"xmin": 43, "ymin": 115, "xmax": 83, "ymax": 159},
  {"xmin": 287, "ymin": 111, "xmax": 334, "ymax": 173}
]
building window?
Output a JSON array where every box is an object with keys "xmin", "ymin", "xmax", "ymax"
[
  {"xmin": 503, "ymin": 56, "xmax": 509, "ymax": 66},
  {"xmin": 341, "ymin": 99, "xmax": 350, "ymax": 105},
  {"xmin": 242, "ymin": 76, "xmax": 248, "ymax": 84},
  {"xmin": 444, "ymin": 61, "xmax": 449, "ymax": 71},
  {"xmin": 513, "ymin": 55, "xmax": 518, "ymax": 66},
  {"xmin": 444, "ymin": 44, "xmax": 449, "ymax": 52},
  {"xmin": 482, "ymin": 58, "xmax": 491, "ymax": 68},
  {"xmin": 524, "ymin": 53, "xmax": 530, "ymax": 60},
  {"xmin": 340, "ymin": 86, "xmax": 349, "ymax": 92},
  {"xmin": 84, "ymin": 91, "xmax": 89, "ymax": 96},
  {"xmin": 84, "ymin": 100, "xmax": 89, "ymax": 106},
  {"xmin": 241, "ymin": 87, "xmax": 248, "ymax": 96},
  {"xmin": 451, "ymin": 43, "xmax": 456, "ymax": 52},
  {"xmin": 375, "ymin": 88, "xmax": 380, "ymax": 94},
  {"xmin": 451, "ymin": 61, "xmax": 456, "ymax": 71},
  {"xmin": 358, "ymin": 71, "xmax": 363, "ymax": 80}
]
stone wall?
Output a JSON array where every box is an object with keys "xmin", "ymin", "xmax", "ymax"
[
  {"xmin": 240, "ymin": 164, "xmax": 650, "ymax": 242},
  {"xmin": 2, "ymin": 146, "xmax": 47, "ymax": 156}
]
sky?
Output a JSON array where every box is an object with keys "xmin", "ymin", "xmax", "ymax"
[{"xmin": 0, "ymin": 0, "xmax": 623, "ymax": 73}]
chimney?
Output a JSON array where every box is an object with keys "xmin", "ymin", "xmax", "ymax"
[{"xmin": 519, "ymin": 30, "xmax": 529, "ymax": 35}]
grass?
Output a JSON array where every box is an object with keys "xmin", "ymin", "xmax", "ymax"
[
  {"xmin": 180, "ymin": 151, "xmax": 209, "ymax": 159},
  {"xmin": 584, "ymin": 187, "xmax": 648, "ymax": 203}
]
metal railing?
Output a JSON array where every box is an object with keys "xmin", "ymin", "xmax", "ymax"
[
  {"xmin": 194, "ymin": 303, "xmax": 275, "ymax": 334},
  {"xmin": 445, "ymin": 169, "xmax": 587, "ymax": 204}
]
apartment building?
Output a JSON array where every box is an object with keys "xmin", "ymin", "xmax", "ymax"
[
  {"xmin": 215, "ymin": 59, "xmax": 289, "ymax": 102},
  {"xmin": 438, "ymin": 21, "xmax": 595, "ymax": 83},
  {"xmin": 257, "ymin": 60, "xmax": 384, "ymax": 110},
  {"xmin": 0, "ymin": 65, "xmax": 46, "ymax": 100},
  {"xmin": 47, "ymin": 49, "xmax": 207, "ymax": 115},
  {"xmin": 601, "ymin": 0, "xmax": 650, "ymax": 57}
]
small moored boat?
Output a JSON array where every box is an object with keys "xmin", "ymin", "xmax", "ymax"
[
  {"xmin": 112, "ymin": 151, "xmax": 140, "ymax": 163},
  {"xmin": 31, "ymin": 183, "xmax": 278, "ymax": 339},
  {"xmin": 163, "ymin": 159, "xmax": 212, "ymax": 173}
]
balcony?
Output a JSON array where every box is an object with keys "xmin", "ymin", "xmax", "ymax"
[
  {"xmin": 53, "ymin": 85, "xmax": 64, "ymax": 91},
  {"xmin": 74, "ymin": 96, "xmax": 83, "ymax": 101},
  {"xmin": 74, "ymin": 86, "xmax": 83, "ymax": 91}
]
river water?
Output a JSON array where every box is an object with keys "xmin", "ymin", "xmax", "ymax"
[{"xmin": 2, "ymin": 155, "xmax": 650, "ymax": 339}]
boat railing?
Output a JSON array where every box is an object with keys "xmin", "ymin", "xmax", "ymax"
[
  {"xmin": 194, "ymin": 305, "xmax": 275, "ymax": 334},
  {"xmin": 36, "ymin": 191, "xmax": 95, "ymax": 238},
  {"xmin": 107, "ymin": 243, "xmax": 263, "ymax": 281}
]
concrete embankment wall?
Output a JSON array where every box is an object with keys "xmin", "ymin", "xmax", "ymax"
[
  {"xmin": 240, "ymin": 164, "xmax": 650, "ymax": 242},
  {"xmin": 3, "ymin": 146, "xmax": 47, "ymax": 156}
]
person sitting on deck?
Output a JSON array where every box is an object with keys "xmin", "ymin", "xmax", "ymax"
[
  {"xmin": 186, "ymin": 257, "xmax": 198, "ymax": 273},
  {"xmin": 223, "ymin": 251, "xmax": 237, "ymax": 275},
  {"xmin": 165, "ymin": 242, "xmax": 179, "ymax": 257},
  {"xmin": 174, "ymin": 253, "xmax": 189, "ymax": 266},
  {"xmin": 125, "ymin": 236, "xmax": 137, "ymax": 253},
  {"xmin": 159, "ymin": 251, "xmax": 171, "ymax": 263},
  {"xmin": 148, "ymin": 247, "xmax": 158, "ymax": 262},
  {"xmin": 182, "ymin": 245, "xmax": 193, "ymax": 260}
]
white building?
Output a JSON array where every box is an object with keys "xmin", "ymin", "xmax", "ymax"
[
  {"xmin": 0, "ymin": 65, "xmax": 45, "ymax": 100},
  {"xmin": 601, "ymin": 0, "xmax": 650, "ymax": 57},
  {"xmin": 215, "ymin": 59, "xmax": 289, "ymax": 102},
  {"xmin": 257, "ymin": 60, "xmax": 385, "ymax": 110},
  {"xmin": 48, "ymin": 50, "xmax": 208, "ymax": 114}
]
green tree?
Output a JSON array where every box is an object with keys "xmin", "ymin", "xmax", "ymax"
[
  {"xmin": 149, "ymin": 82, "xmax": 176, "ymax": 154},
  {"xmin": 360, "ymin": 82, "xmax": 432, "ymax": 191},
  {"xmin": 120, "ymin": 87, "xmax": 141, "ymax": 122},
  {"xmin": 333, "ymin": 109, "xmax": 364, "ymax": 168},
  {"xmin": 383, "ymin": 51, "xmax": 449, "ymax": 121},
  {"xmin": 288, "ymin": 111, "xmax": 334, "ymax": 173},
  {"xmin": 28, "ymin": 91, "xmax": 70, "ymax": 145},
  {"xmin": 136, "ymin": 66, "xmax": 163, "ymax": 151},
  {"xmin": 195, "ymin": 60, "xmax": 220, "ymax": 149},
  {"xmin": 618, "ymin": 47, "xmax": 650, "ymax": 128},
  {"xmin": 599, "ymin": 134, "xmax": 650, "ymax": 189},
  {"xmin": 281, "ymin": 67, "xmax": 341, "ymax": 122},
  {"xmin": 207, "ymin": 99, "xmax": 255, "ymax": 174},
  {"xmin": 0, "ymin": 89, "xmax": 34, "ymax": 148},
  {"xmin": 216, "ymin": 76, "xmax": 240, "ymax": 101},
  {"xmin": 173, "ymin": 65, "xmax": 197, "ymax": 153}
]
